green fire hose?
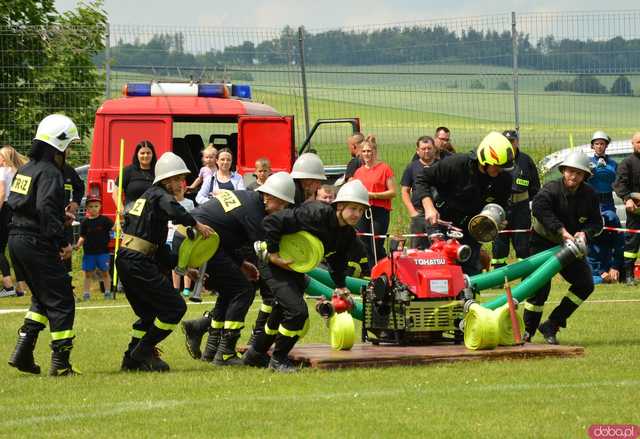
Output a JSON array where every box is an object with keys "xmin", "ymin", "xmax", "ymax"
[
  {"xmin": 307, "ymin": 268, "xmax": 368, "ymax": 295},
  {"xmin": 469, "ymin": 245, "xmax": 561, "ymax": 291},
  {"xmin": 482, "ymin": 240, "xmax": 584, "ymax": 310}
]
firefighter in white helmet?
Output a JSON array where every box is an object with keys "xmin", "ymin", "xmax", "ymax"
[
  {"xmin": 291, "ymin": 152, "xmax": 327, "ymax": 205},
  {"xmin": 179, "ymin": 172, "xmax": 295, "ymax": 366},
  {"xmin": 243, "ymin": 180, "xmax": 369, "ymax": 372},
  {"xmin": 525, "ymin": 151, "xmax": 602, "ymax": 344},
  {"xmin": 117, "ymin": 152, "xmax": 213, "ymax": 372},
  {"xmin": 8, "ymin": 114, "xmax": 81, "ymax": 376}
]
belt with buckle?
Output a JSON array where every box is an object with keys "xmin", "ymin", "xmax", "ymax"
[{"xmin": 120, "ymin": 234, "xmax": 158, "ymax": 256}]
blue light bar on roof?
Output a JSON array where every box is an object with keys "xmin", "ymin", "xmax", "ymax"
[
  {"xmin": 123, "ymin": 82, "xmax": 252, "ymax": 99},
  {"xmin": 231, "ymin": 84, "xmax": 252, "ymax": 99}
]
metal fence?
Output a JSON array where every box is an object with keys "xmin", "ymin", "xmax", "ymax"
[{"xmin": 2, "ymin": 11, "xmax": 640, "ymax": 168}]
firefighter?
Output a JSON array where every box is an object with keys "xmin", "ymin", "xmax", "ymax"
[
  {"xmin": 117, "ymin": 152, "xmax": 214, "ymax": 372},
  {"xmin": 491, "ymin": 130, "xmax": 540, "ymax": 269},
  {"xmin": 586, "ymin": 130, "xmax": 622, "ymax": 284},
  {"xmin": 414, "ymin": 132, "xmax": 514, "ymax": 275},
  {"xmin": 243, "ymin": 180, "xmax": 369, "ymax": 372},
  {"xmin": 613, "ymin": 132, "xmax": 640, "ymax": 285},
  {"xmin": 7, "ymin": 114, "xmax": 80, "ymax": 376},
  {"xmin": 180, "ymin": 172, "xmax": 295, "ymax": 365},
  {"xmin": 291, "ymin": 152, "xmax": 326, "ymax": 205},
  {"xmin": 243, "ymin": 153, "xmax": 328, "ymax": 354},
  {"xmin": 524, "ymin": 151, "xmax": 602, "ymax": 344}
]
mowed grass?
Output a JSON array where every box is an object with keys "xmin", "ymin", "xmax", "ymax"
[{"xmin": 1, "ymin": 278, "xmax": 639, "ymax": 439}]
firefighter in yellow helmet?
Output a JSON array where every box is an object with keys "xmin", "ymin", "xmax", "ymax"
[{"xmin": 414, "ymin": 131, "xmax": 514, "ymax": 275}]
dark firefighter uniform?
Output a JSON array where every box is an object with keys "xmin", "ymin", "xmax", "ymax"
[
  {"xmin": 524, "ymin": 179, "xmax": 602, "ymax": 340},
  {"xmin": 491, "ymin": 148, "xmax": 540, "ymax": 267},
  {"xmin": 181, "ymin": 190, "xmax": 269, "ymax": 365},
  {"xmin": 62, "ymin": 164, "xmax": 85, "ymax": 273},
  {"xmin": 414, "ymin": 152, "xmax": 512, "ymax": 275},
  {"xmin": 7, "ymin": 159, "xmax": 76, "ymax": 375},
  {"xmin": 116, "ymin": 184, "xmax": 196, "ymax": 371},
  {"xmin": 250, "ymin": 201, "xmax": 357, "ymax": 370},
  {"xmin": 613, "ymin": 151, "xmax": 640, "ymax": 283}
]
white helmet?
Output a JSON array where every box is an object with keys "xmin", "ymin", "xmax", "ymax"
[
  {"xmin": 559, "ymin": 151, "xmax": 593, "ymax": 177},
  {"xmin": 34, "ymin": 114, "xmax": 80, "ymax": 152},
  {"xmin": 332, "ymin": 180, "xmax": 370, "ymax": 207},
  {"xmin": 257, "ymin": 171, "xmax": 295, "ymax": 204},
  {"xmin": 153, "ymin": 152, "xmax": 190, "ymax": 184},
  {"xmin": 591, "ymin": 131, "xmax": 611, "ymax": 145},
  {"xmin": 291, "ymin": 153, "xmax": 326, "ymax": 180}
]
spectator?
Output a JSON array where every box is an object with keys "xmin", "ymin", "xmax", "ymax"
[
  {"xmin": 112, "ymin": 140, "xmax": 157, "ymax": 210},
  {"xmin": 344, "ymin": 132, "xmax": 365, "ymax": 181},
  {"xmin": 170, "ymin": 181, "xmax": 195, "ymax": 298},
  {"xmin": 401, "ymin": 136, "xmax": 438, "ymax": 249},
  {"xmin": 413, "ymin": 128, "xmax": 453, "ymax": 162},
  {"xmin": 0, "ymin": 145, "xmax": 28, "ymax": 298},
  {"xmin": 75, "ymin": 197, "xmax": 113, "ymax": 301},
  {"xmin": 247, "ymin": 157, "xmax": 272, "ymax": 191},
  {"xmin": 353, "ymin": 135, "xmax": 397, "ymax": 264},
  {"xmin": 196, "ymin": 147, "xmax": 245, "ymax": 205},
  {"xmin": 587, "ymin": 210, "xmax": 623, "ymax": 285},
  {"xmin": 187, "ymin": 144, "xmax": 217, "ymax": 194},
  {"xmin": 434, "ymin": 126, "xmax": 451, "ymax": 151},
  {"xmin": 316, "ymin": 184, "xmax": 337, "ymax": 203}
]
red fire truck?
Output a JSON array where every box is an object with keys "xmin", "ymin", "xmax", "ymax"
[{"xmin": 86, "ymin": 82, "xmax": 359, "ymax": 219}]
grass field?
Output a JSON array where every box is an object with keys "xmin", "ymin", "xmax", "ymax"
[{"xmin": 1, "ymin": 278, "xmax": 639, "ymax": 438}]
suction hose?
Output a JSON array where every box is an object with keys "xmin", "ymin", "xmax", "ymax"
[
  {"xmin": 481, "ymin": 240, "xmax": 586, "ymax": 311},
  {"xmin": 469, "ymin": 245, "xmax": 561, "ymax": 291},
  {"xmin": 307, "ymin": 268, "xmax": 368, "ymax": 295}
]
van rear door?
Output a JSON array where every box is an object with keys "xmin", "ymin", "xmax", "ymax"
[{"xmin": 237, "ymin": 116, "xmax": 295, "ymax": 174}]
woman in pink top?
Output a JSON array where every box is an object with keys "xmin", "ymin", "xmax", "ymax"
[{"xmin": 353, "ymin": 135, "xmax": 397, "ymax": 264}]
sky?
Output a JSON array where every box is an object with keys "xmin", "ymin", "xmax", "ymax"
[{"xmin": 54, "ymin": 0, "xmax": 639, "ymax": 29}]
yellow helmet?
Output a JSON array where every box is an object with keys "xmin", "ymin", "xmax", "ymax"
[{"xmin": 476, "ymin": 132, "xmax": 515, "ymax": 170}]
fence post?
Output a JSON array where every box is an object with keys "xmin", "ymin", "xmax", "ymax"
[
  {"xmin": 297, "ymin": 26, "xmax": 311, "ymax": 139},
  {"xmin": 105, "ymin": 22, "xmax": 111, "ymax": 99},
  {"xmin": 511, "ymin": 11, "xmax": 520, "ymax": 133}
]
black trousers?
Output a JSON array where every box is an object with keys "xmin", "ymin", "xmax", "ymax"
[
  {"xmin": 492, "ymin": 200, "xmax": 531, "ymax": 265},
  {"xmin": 62, "ymin": 225, "xmax": 74, "ymax": 273},
  {"xmin": 624, "ymin": 212, "xmax": 640, "ymax": 261},
  {"xmin": 9, "ymin": 233, "xmax": 75, "ymax": 348},
  {"xmin": 523, "ymin": 237, "xmax": 594, "ymax": 332},
  {"xmin": 116, "ymin": 249, "xmax": 187, "ymax": 341},
  {"xmin": 204, "ymin": 248, "xmax": 256, "ymax": 330},
  {"xmin": 262, "ymin": 263, "xmax": 309, "ymax": 334},
  {"xmin": 357, "ymin": 206, "xmax": 390, "ymax": 266}
]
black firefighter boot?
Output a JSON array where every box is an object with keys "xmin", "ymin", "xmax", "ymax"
[
  {"xmin": 181, "ymin": 313, "xmax": 212, "ymax": 360},
  {"xmin": 49, "ymin": 343, "xmax": 80, "ymax": 377},
  {"xmin": 624, "ymin": 260, "xmax": 637, "ymax": 286},
  {"xmin": 201, "ymin": 327, "xmax": 222, "ymax": 362},
  {"xmin": 538, "ymin": 319, "xmax": 561, "ymax": 345},
  {"xmin": 8, "ymin": 328, "xmax": 41, "ymax": 374},
  {"xmin": 268, "ymin": 334, "xmax": 298, "ymax": 373},
  {"xmin": 247, "ymin": 308, "xmax": 270, "ymax": 347},
  {"xmin": 121, "ymin": 337, "xmax": 144, "ymax": 371},
  {"xmin": 130, "ymin": 326, "xmax": 171, "ymax": 372},
  {"xmin": 243, "ymin": 330, "xmax": 276, "ymax": 368},
  {"xmin": 212, "ymin": 329, "xmax": 244, "ymax": 366}
]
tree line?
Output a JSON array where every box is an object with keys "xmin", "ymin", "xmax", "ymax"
[{"xmin": 98, "ymin": 25, "xmax": 640, "ymax": 73}]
